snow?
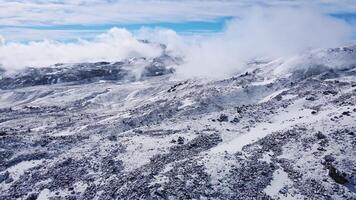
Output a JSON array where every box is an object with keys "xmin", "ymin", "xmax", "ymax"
[
  {"xmin": 6, "ymin": 160, "xmax": 44, "ymax": 181},
  {"xmin": 209, "ymin": 99, "xmax": 312, "ymax": 154},
  {"xmin": 0, "ymin": 45, "xmax": 356, "ymax": 199},
  {"xmin": 260, "ymin": 151, "xmax": 274, "ymax": 163},
  {"xmin": 203, "ymin": 98, "xmax": 351, "ymax": 183},
  {"xmin": 73, "ymin": 181, "xmax": 89, "ymax": 194},
  {"xmin": 52, "ymin": 129, "xmax": 74, "ymax": 137},
  {"xmin": 264, "ymin": 169, "xmax": 295, "ymax": 199},
  {"xmin": 37, "ymin": 189, "xmax": 51, "ymax": 200},
  {"xmin": 259, "ymin": 89, "xmax": 288, "ymax": 103},
  {"xmin": 282, "ymin": 94, "xmax": 298, "ymax": 100},
  {"xmin": 251, "ymin": 78, "xmax": 276, "ymax": 86},
  {"xmin": 150, "ymin": 163, "xmax": 174, "ymax": 186},
  {"xmin": 119, "ymin": 133, "xmax": 196, "ymax": 172},
  {"xmin": 178, "ymin": 98, "xmax": 195, "ymax": 110}
]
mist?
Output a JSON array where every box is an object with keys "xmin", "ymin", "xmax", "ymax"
[
  {"xmin": 0, "ymin": 7, "xmax": 353, "ymax": 78},
  {"xmin": 0, "ymin": 28, "xmax": 163, "ymax": 72},
  {"xmin": 176, "ymin": 7, "xmax": 353, "ymax": 78}
]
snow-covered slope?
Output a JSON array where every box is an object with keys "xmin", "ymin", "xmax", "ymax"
[{"xmin": 0, "ymin": 45, "xmax": 355, "ymax": 199}]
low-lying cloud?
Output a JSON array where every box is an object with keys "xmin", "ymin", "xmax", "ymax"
[
  {"xmin": 0, "ymin": 28, "xmax": 163, "ymax": 71},
  {"xmin": 0, "ymin": 6, "xmax": 353, "ymax": 78},
  {"xmin": 177, "ymin": 6, "xmax": 353, "ymax": 78}
]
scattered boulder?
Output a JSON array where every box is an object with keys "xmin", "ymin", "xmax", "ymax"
[
  {"xmin": 26, "ymin": 193, "xmax": 38, "ymax": 200},
  {"xmin": 0, "ymin": 131, "xmax": 6, "ymax": 136},
  {"xmin": 177, "ymin": 136, "xmax": 185, "ymax": 145},
  {"xmin": 317, "ymin": 147, "xmax": 326, "ymax": 151},
  {"xmin": 342, "ymin": 111, "xmax": 351, "ymax": 116},
  {"xmin": 323, "ymin": 90, "xmax": 338, "ymax": 96},
  {"xmin": 324, "ymin": 155, "xmax": 335, "ymax": 163},
  {"xmin": 306, "ymin": 96, "xmax": 316, "ymax": 101},
  {"xmin": 230, "ymin": 117, "xmax": 240, "ymax": 123},
  {"xmin": 107, "ymin": 135, "xmax": 117, "ymax": 141},
  {"xmin": 217, "ymin": 114, "xmax": 229, "ymax": 122},
  {"xmin": 275, "ymin": 95, "xmax": 282, "ymax": 101},
  {"xmin": 4, "ymin": 176, "xmax": 13, "ymax": 184},
  {"xmin": 235, "ymin": 107, "xmax": 243, "ymax": 114},
  {"xmin": 133, "ymin": 129, "xmax": 143, "ymax": 134},
  {"xmin": 315, "ymin": 132, "xmax": 326, "ymax": 140},
  {"xmin": 327, "ymin": 165, "xmax": 348, "ymax": 184},
  {"xmin": 0, "ymin": 171, "xmax": 9, "ymax": 183}
]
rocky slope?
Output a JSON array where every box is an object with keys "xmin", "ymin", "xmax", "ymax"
[{"xmin": 0, "ymin": 46, "xmax": 355, "ymax": 199}]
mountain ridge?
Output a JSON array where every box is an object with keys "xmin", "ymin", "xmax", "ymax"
[{"xmin": 0, "ymin": 45, "xmax": 355, "ymax": 199}]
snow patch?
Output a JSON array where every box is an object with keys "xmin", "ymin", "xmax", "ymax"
[
  {"xmin": 259, "ymin": 89, "xmax": 288, "ymax": 103},
  {"xmin": 7, "ymin": 160, "xmax": 44, "ymax": 181},
  {"xmin": 264, "ymin": 169, "xmax": 294, "ymax": 199},
  {"xmin": 178, "ymin": 98, "xmax": 195, "ymax": 110}
]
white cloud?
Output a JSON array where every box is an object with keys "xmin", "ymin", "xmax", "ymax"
[
  {"xmin": 0, "ymin": 6, "xmax": 353, "ymax": 79},
  {"xmin": 0, "ymin": 28, "xmax": 163, "ymax": 71},
  {"xmin": 0, "ymin": 35, "xmax": 5, "ymax": 46},
  {"xmin": 0, "ymin": 28, "xmax": 104, "ymax": 42},
  {"xmin": 176, "ymin": 6, "xmax": 353, "ymax": 78},
  {"xmin": 135, "ymin": 28, "xmax": 188, "ymax": 57},
  {"xmin": 0, "ymin": 0, "xmax": 355, "ymax": 26}
]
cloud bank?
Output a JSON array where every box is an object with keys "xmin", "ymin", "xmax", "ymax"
[
  {"xmin": 0, "ymin": 28, "xmax": 162, "ymax": 71},
  {"xmin": 177, "ymin": 6, "xmax": 353, "ymax": 78},
  {"xmin": 0, "ymin": 6, "xmax": 353, "ymax": 78}
]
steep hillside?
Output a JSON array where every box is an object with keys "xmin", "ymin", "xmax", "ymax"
[{"xmin": 0, "ymin": 46, "xmax": 355, "ymax": 199}]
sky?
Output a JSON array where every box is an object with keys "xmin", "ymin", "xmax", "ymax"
[
  {"xmin": 0, "ymin": 0, "xmax": 356, "ymax": 78},
  {"xmin": 0, "ymin": 0, "xmax": 356, "ymax": 42}
]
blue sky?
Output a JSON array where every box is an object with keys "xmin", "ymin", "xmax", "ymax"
[{"xmin": 0, "ymin": 0, "xmax": 356, "ymax": 42}]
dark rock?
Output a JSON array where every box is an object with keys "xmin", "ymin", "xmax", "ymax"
[
  {"xmin": 107, "ymin": 135, "xmax": 117, "ymax": 141},
  {"xmin": 4, "ymin": 176, "xmax": 13, "ymax": 183},
  {"xmin": 328, "ymin": 165, "xmax": 348, "ymax": 184},
  {"xmin": 102, "ymin": 158, "xmax": 123, "ymax": 174},
  {"xmin": 177, "ymin": 136, "xmax": 185, "ymax": 145},
  {"xmin": 342, "ymin": 111, "xmax": 351, "ymax": 116},
  {"xmin": 142, "ymin": 64, "xmax": 174, "ymax": 77},
  {"xmin": 217, "ymin": 114, "xmax": 229, "ymax": 122},
  {"xmin": 279, "ymin": 186, "xmax": 288, "ymax": 195},
  {"xmin": 134, "ymin": 129, "xmax": 143, "ymax": 134},
  {"xmin": 26, "ymin": 193, "xmax": 38, "ymax": 200},
  {"xmin": 311, "ymin": 110, "xmax": 318, "ymax": 115},
  {"xmin": 317, "ymin": 147, "xmax": 326, "ymax": 151},
  {"xmin": 324, "ymin": 155, "xmax": 335, "ymax": 163},
  {"xmin": 0, "ymin": 131, "xmax": 6, "ymax": 136},
  {"xmin": 0, "ymin": 171, "xmax": 9, "ymax": 183},
  {"xmin": 323, "ymin": 90, "xmax": 338, "ymax": 95},
  {"xmin": 235, "ymin": 107, "xmax": 243, "ymax": 114},
  {"xmin": 306, "ymin": 96, "xmax": 316, "ymax": 101},
  {"xmin": 230, "ymin": 117, "xmax": 240, "ymax": 123},
  {"xmin": 275, "ymin": 95, "xmax": 283, "ymax": 101},
  {"xmin": 315, "ymin": 132, "xmax": 327, "ymax": 140}
]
